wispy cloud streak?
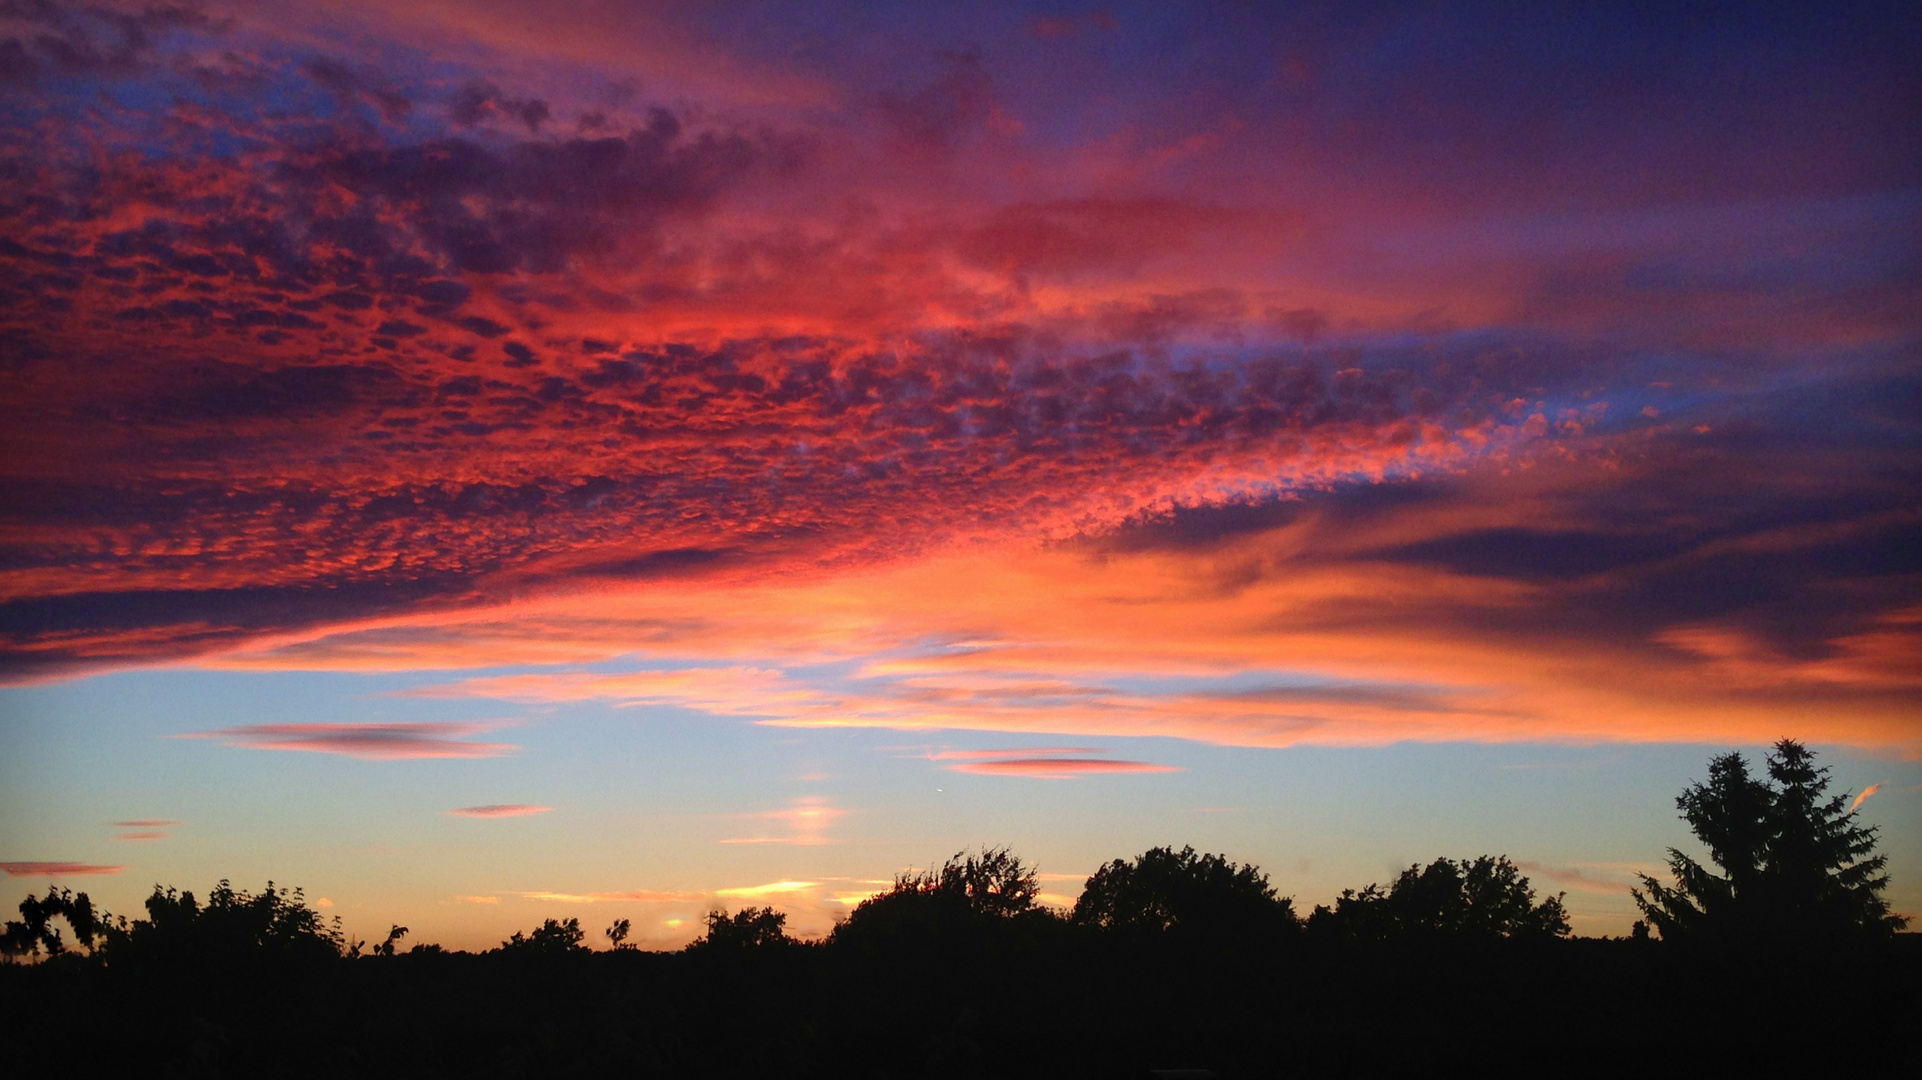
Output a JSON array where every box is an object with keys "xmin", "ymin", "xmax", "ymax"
[
  {"xmin": 1849, "ymin": 783, "xmax": 1884, "ymax": 813},
  {"xmin": 183, "ymin": 722, "xmax": 517, "ymax": 759},
  {"xmin": 1, "ymin": 863, "xmax": 124, "ymax": 877},
  {"xmin": 448, "ymin": 804, "xmax": 552, "ymax": 818}
]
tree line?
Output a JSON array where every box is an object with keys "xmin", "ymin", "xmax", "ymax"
[{"xmin": 0, "ymin": 739, "xmax": 1909, "ymax": 1076}]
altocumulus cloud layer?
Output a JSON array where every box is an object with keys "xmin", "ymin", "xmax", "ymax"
[{"xmin": 1, "ymin": 1, "xmax": 1918, "ymax": 749}]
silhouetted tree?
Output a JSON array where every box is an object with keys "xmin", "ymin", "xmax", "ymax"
[
  {"xmin": 688, "ymin": 906, "xmax": 793, "ymax": 950},
  {"xmin": 372, "ymin": 924, "xmax": 409, "ymax": 957},
  {"xmin": 1634, "ymin": 739, "xmax": 1906, "ymax": 943},
  {"xmin": 604, "ymin": 917, "xmax": 633, "ymax": 950},
  {"xmin": 1072, "ymin": 845, "xmax": 1298, "ymax": 940},
  {"xmin": 1, "ymin": 887, "xmax": 102, "ymax": 959},
  {"xmin": 497, "ymin": 917, "xmax": 588, "ymax": 955},
  {"xmin": 833, "ymin": 847, "xmax": 1052, "ymax": 949},
  {"xmin": 907, "ymin": 846, "xmax": 1042, "ymax": 915},
  {"xmin": 96, "ymin": 880, "xmax": 345, "ymax": 966},
  {"xmin": 1308, "ymin": 856, "xmax": 1568, "ymax": 943}
]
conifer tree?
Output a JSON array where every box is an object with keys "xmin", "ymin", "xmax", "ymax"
[{"xmin": 1634, "ymin": 739, "xmax": 1905, "ymax": 942}]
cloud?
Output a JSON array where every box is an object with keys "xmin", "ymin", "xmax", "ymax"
[
  {"xmin": 1513, "ymin": 860, "xmax": 1667, "ymax": 896},
  {"xmin": 455, "ymin": 895, "xmax": 500, "ymax": 904},
  {"xmin": 0, "ymin": 862, "xmax": 124, "ymax": 877},
  {"xmin": 0, "ymin": 0, "xmax": 1916, "ymax": 761},
  {"xmin": 920, "ymin": 747, "xmax": 1104, "ymax": 760},
  {"xmin": 110, "ymin": 819, "xmax": 180, "ymax": 828},
  {"xmin": 946, "ymin": 758, "xmax": 1181, "ymax": 779},
  {"xmin": 182, "ymin": 722, "xmax": 517, "ymax": 759},
  {"xmin": 921, "ymin": 745, "xmax": 1180, "ymax": 779},
  {"xmin": 115, "ymin": 831, "xmax": 169, "ymax": 842},
  {"xmin": 1849, "ymin": 783, "xmax": 1884, "ymax": 813},
  {"xmin": 520, "ymin": 889, "xmax": 701, "ymax": 904},
  {"xmin": 447, "ymin": 804, "xmax": 553, "ymax": 818},
  {"xmin": 719, "ymin": 796, "xmax": 842, "ymax": 845},
  {"xmin": 714, "ymin": 880, "xmax": 819, "ymax": 899}
]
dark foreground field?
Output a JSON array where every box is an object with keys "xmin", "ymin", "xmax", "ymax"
[{"xmin": 4, "ymin": 921, "xmax": 1916, "ymax": 1078}]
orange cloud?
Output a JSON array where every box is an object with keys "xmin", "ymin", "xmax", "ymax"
[
  {"xmin": 714, "ymin": 880, "xmax": 819, "ymax": 899},
  {"xmin": 1849, "ymin": 783, "xmax": 1884, "ymax": 813},
  {"xmin": 720, "ymin": 796, "xmax": 843, "ymax": 846},
  {"xmin": 520, "ymin": 889, "xmax": 702, "ymax": 904},
  {"xmin": 115, "ymin": 832, "xmax": 170, "ymax": 842},
  {"xmin": 259, "ymin": 482, "xmax": 1920, "ymax": 757}
]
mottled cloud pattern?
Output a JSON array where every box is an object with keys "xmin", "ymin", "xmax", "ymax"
[{"xmin": 1, "ymin": 2, "xmax": 1917, "ymax": 749}]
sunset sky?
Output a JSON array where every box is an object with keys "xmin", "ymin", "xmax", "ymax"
[{"xmin": 2, "ymin": 1, "xmax": 1917, "ymax": 949}]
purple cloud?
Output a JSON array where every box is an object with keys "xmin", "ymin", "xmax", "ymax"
[{"xmin": 184, "ymin": 722, "xmax": 517, "ymax": 759}]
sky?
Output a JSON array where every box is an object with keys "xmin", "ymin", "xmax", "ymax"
[{"xmin": 1, "ymin": 0, "xmax": 1917, "ymax": 949}]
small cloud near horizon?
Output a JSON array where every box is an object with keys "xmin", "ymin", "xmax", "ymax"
[
  {"xmin": 1, "ymin": 862, "xmax": 125, "ymax": 877},
  {"xmin": 111, "ymin": 819, "xmax": 181, "ymax": 828},
  {"xmin": 448, "ymin": 804, "xmax": 554, "ymax": 817},
  {"xmin": 116, "ymin": 832, "xmax": 170, "ymax": 842},
  {"xmin": 913, "ymin": 745, "xmax": 1182, "ymax": 779},
  {"xmin": 715, "ymin": 880, "xmax": 818, "ymax": 899},
  {"xmin": 947, "ymin": 757, "xmax": 1182, "ymax": 779},
  {"xmin": 720, "ymin": 796, "xmax": 841, "ymax": 845},
  {"xmin": 183, "ymin": 722, "xmax": 517, "ymax": 760},
  {"xmin": 520, "ymin": 889, "xmax": 702, "ymax": 903}
]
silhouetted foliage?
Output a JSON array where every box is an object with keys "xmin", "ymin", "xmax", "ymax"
[
  {"xmin": 96, "ymin": 880, "xmax": 345, "ymax": 968},
  {"xmin": 1, "ymin": 887, "xmax": 101, "ymax": 959},
  {"xmin": 905, "ymin": 845, "xmax": 1043, "ymax": 915},
  {"xmin": 688, "ymin": 906, "xmax": 793, "ymax": 951},
  {"xmin": 831, "ymin": 846, "xmax": 1056, "ymax": 953},
  {"xmin": 1634, "ymin": 739, "xmax": 1906, "ymax": 943},
  {"xmin": 834, "ymin": 845, "xmax": 1060, "ymax": 953},
  {"xmin": 1307, "ymin": 855, "xmax": 1569, "ymax": 943},
  {"xmin": 1073, "ymin": 845, "xmax": 1299, "ymax": 941},
  {"xmin": 604, "ymin": 916, "xmax": 633, "ymax": 950},
  {"xmin": 372, "ymin": 924, "xmax": 409, "ymax": 957},
  {"xmin": 496, "ymin": 916, "xmax": 588, "ymax": 955},
  {"xmin": 0, "ymin": 830, "xmax": 1911, "ymax": 1076}
]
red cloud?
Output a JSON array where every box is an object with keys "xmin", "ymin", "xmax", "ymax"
[
  {"xmin": 1, "ymin": 862, "xmax": 125, "ymax": 877},
  {"xmin": 447, "ymin": 804, "xmax": 553, "ymax": 817},
  {"xmin": 183, "ymin": 723, "xmax": 516, "ymax": 760}
]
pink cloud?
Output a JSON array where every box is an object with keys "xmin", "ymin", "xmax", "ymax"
[
  {"xmin": 915, "ymin": 744, "xmax": 1180, "ymax": 779},
  {"xmin": 923, "ymin": 746, "xmax": 1105, "ymax": 760},
  {"xmin": 183, "ymin": 722, "xmax": 517, "ymax": 760},
  {"xmin": 1, "ymin": 862, "xmax": 124, "ymax": 877},
  {"xmin": 1849, "ymin": 783, "xmax": 1883, "ymax": 813},
  {"xmin": 448, "ymin": 804, "xmax": 553, "ymax": 818},
  {"xmin": 946, "ymin": 758, "xmax": 1181, "ymax": 779},
  {"xmin": 116, "ymin": 832, "xmax": 170, "ymax": 842},
  {"xmin": 110, "ymin": 819, "xmax": 180, "ymax": 828}
]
